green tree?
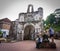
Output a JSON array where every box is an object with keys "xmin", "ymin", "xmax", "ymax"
[
  {"xmin": 45, "ymin": 13, "xmax": 60, "ymax": 31},
  {"xmin": 45, "ymin": 13, "xmax": 56, "ymax": 27}
]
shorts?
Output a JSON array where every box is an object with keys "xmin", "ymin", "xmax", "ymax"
[{"xmin": 50, "ymin": 34, "xmax": 54, "ymax": 38}]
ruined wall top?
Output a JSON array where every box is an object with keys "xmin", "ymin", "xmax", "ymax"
[{"xmin": 27, "ymin": 4, "xmax": 34, "ymax": 13}]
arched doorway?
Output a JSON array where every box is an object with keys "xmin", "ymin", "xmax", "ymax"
[{"xmin": 24, "ymin": 25, "xmax": 35, "ymax": 40}]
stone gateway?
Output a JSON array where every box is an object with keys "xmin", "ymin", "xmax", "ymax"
[{"xmin": 16, "ymin": 4, "xmax": 43, "ymax": 40}]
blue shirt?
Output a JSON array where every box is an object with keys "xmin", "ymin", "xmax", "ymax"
[{"xmin": 49, "ymin": 28, "xmax": 54, "ymax": 35}]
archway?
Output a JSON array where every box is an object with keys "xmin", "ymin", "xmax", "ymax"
[{"xmin": 24, "ymin": 25, "xmax": 35, "ymax": 40}]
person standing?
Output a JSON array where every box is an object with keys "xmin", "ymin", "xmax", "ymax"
[
  {"xmin": 35, "ymin": 35, "xmax": 43, "ymax": 48},
  {"xmin": 35, "ymin": 35, "xmax": 39, "ymax": 48},
  {"xmin": 49, "ymin": 27, "xmax": 54, "ymax": 43}
]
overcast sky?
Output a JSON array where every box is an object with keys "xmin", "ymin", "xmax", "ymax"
[{"xmin": 0, "ymin": 0, "xmax": 60, "ymax": 21}]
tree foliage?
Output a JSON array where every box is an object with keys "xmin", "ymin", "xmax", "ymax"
[
  {"xmin": 46, "ymin": 13, "xmax": 56, "ymax": 25},
  {"xmin": 45, "ymin": 13, "xmax": 60, "ymax": 31},
  {"xmin": 44, "ymin": 13, "xmax": 56, "ymax": 30}
]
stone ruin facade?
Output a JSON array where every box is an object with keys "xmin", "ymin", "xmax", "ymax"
[{"xmin": 15, "ymin": 4, "xmax": 44, "ymax": 40}]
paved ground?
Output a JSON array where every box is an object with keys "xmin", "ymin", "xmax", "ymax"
[{"xmin": 0, "ymin": 40, "xmax": 60, "ymax": 51}]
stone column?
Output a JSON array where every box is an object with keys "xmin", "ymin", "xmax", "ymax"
[
  {"xmin": 22, "ymin": 30, "xmax": 24, "ymax": 40},
  {"xmin": 21, "ymin": 24, "xmax": 24, "ymax": 40},
  {"xmin": 17, "ymin": 33, "xmax": 20, "ymax": 41}
]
